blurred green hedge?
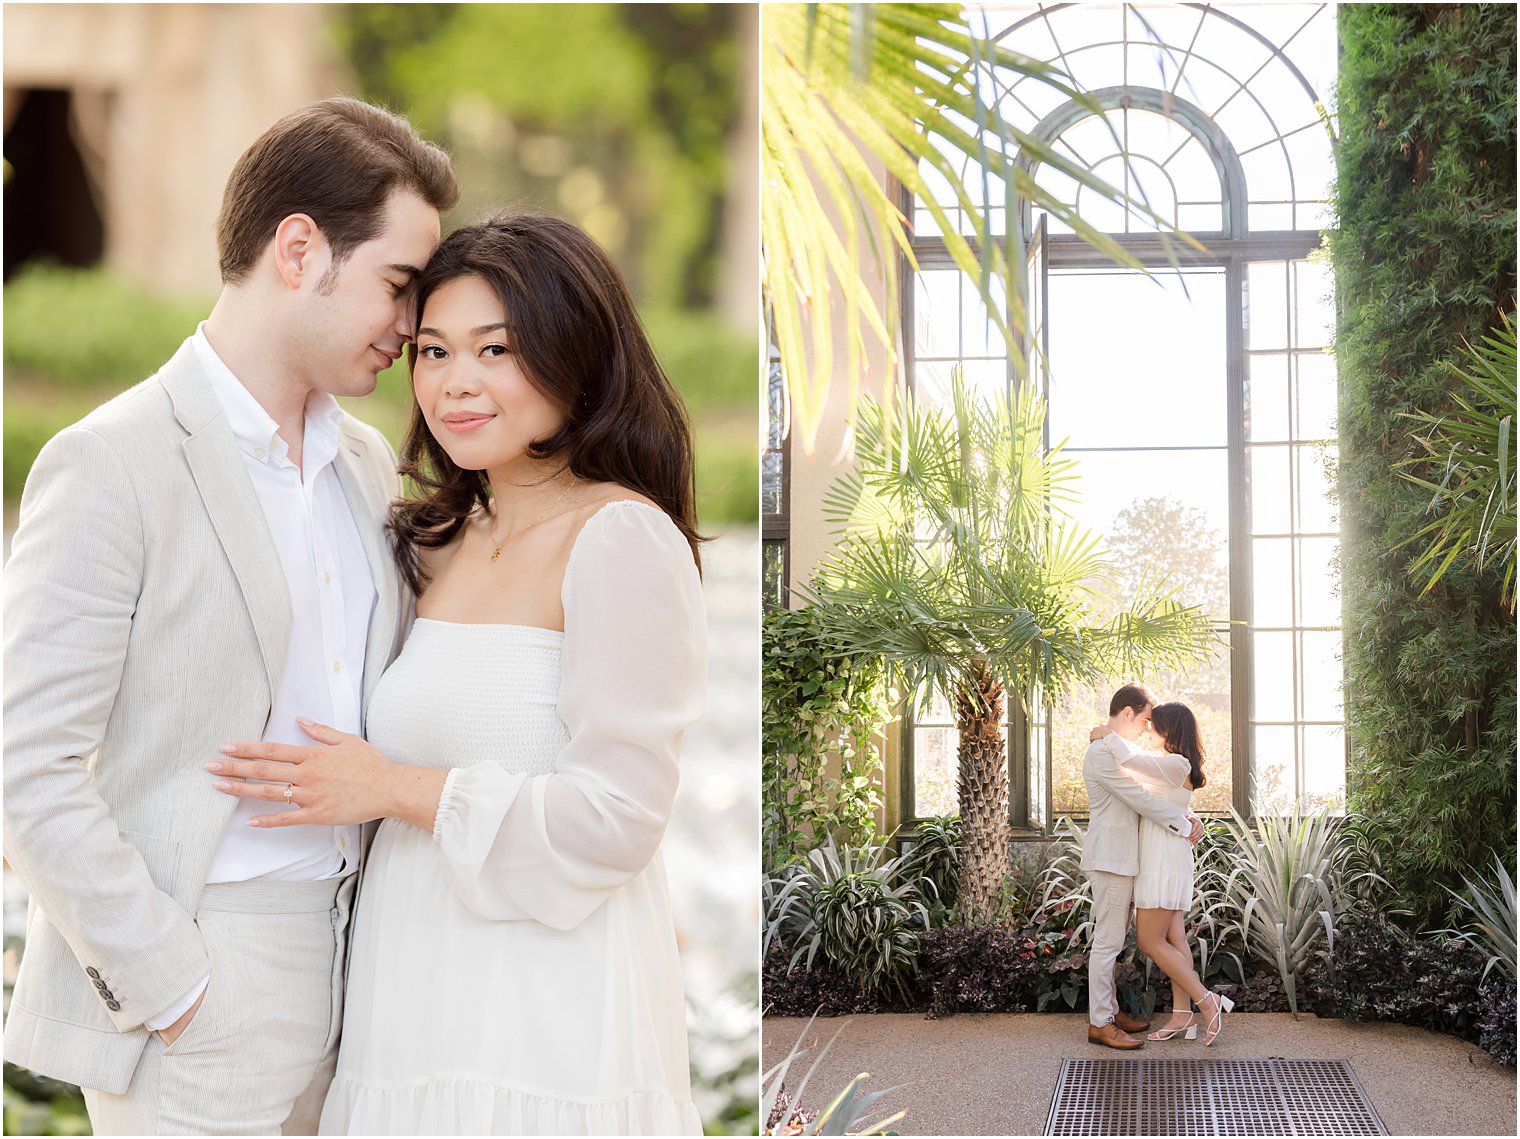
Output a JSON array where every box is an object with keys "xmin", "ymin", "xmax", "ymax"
[{"xmin": 4, "ymin": 263, "xmax": 756, "ymax": 526}]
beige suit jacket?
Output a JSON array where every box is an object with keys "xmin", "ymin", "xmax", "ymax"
[
  {"xmin": 1079, "ymin": 732, "xmax": 1193, "ymax": 877},
  {"xmin": 2, "ymin": 338, "xmax": 407, "ymax": 1094}
]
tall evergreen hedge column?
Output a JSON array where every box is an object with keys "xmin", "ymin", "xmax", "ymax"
[{"xmin": 1332, "ymin": 4, "xmax": 1517, "ymax": 924}]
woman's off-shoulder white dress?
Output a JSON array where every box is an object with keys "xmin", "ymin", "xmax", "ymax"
[
  {"xmin": 1122, "ymin": 751, "xmax": 1195, "ymax": 912},
  {"xmin": 320, "ymin": 502, "xmax": 706, "ymax": 1136}
]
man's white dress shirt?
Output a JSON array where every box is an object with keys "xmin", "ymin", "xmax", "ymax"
[{"xmin": 147, "ymin": 325, "xmax": 376, "ymax": 1029}]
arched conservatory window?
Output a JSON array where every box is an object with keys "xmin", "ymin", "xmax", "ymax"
[{"xmin": 904, "ymin": 3, "xmax": 1340, "ymax": 827}]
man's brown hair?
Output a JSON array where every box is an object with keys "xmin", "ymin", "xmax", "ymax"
[
  {"xmin": 1109, "ymin": 683, "xmax": 1155, "ymax": 716},
  {"xmin": 216, "ymin": 97, "xmax": 459, "ymax": 285}
]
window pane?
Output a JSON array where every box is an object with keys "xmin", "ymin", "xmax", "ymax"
[
  {"xmin": 1292, "ymin": 259, "xmax": 1335, "ymax": 349},
  {"xmin": 1046, "ymin": 269, "xmax": 1226, "ymax": 449},
  {"xmin": 1248, "ymin": 353, "xmax": 1291, "ymax": 442},
  {"xmin": 1129, "ymin": 157, "xmax": 1179, "ymax": 231},
  {"xmin": 1252, "ymin": 630, "xmax": 1295, "ymax": 721},
  {"xmin": 1215, "ymin": 95, "xmax": 1279, "ymax": 160},
  {"xmin": 914, "ymin": 727, "xmax": 958, "ymax": 818},
  {"xmin": 961, "ymin": 273, "xmax": 1004, "ymax": 357},
  {"xmin": 761, "ymin": 453, "xmax": 782, "ymax": 517},
  {"xmin": 1192, "ymin": 17, "xmax": 1276, "ymax": 94},
  {"xmin": 1297, "ymin": 536, "xmax": 1340, "ymax": 627},
  {"xmin": 1247, "ymin": 262, "xmax": 1288, "ymax": 350},
  {"xmin": 1252, "ymin": 537, "xmax": 1294, "ymax": 627},
  {"xmin": 915, "ymin": 360, "xmax": 954, "ymax": 407},
  {"xmin": 1296, "ymin": 444, "xmax": 1337, "ymax": 532},
  {"xmin": 762, "ymin": 541, "xmax": 785, "ymax": 612},
  {"xmin": 1301, "ymin": 724, "xmax": 1346, "ymax": 809},
  {"xmin": 1240, "ymin": 142, "xmax": 1293, "ymax": 203},
  {"xmin": 1168, "ymin": 137, "xmax": 1224, "ymax": 205},
  {"xmin": 1299, "ymin": 631, "xmax": 1344, "ymax": 722},
  {"xmin": 1052, "ymin": 687, "xmax": 1108, "ymax": 816},
  {"xmin": 1063, "ymin": 450, "xmax": 1230, "ymax": 562},
  {"xmin": 1250, "ymin": 203, "xmax": 1295, "ymax": 230},
  {"xmin": 1189, "ymin": 699, "xmax": 1234, "ymax": 815},
  {"xmin": 1283, "ymin": 125, "xmax": 1336, "ymax": 214},
  {"xmin": 1077, "ymin": 166, "xmax": 1131, "ymax": 234},
  {"xmin": 1178, "ymin": 202, "xmax": 1223, "ymax": 233},
  {"xmin": 763, "ymin": 356, "xmax": 785, "ymax": 516},
  {"xmin": 1029, "ymin": 720, "xmax": 1048, "ymax": 828},
  {"xmin": 926, "ymin": 684, "xmax": 954, "ymax": 724},
  {"xmin": 1252, "ymin": 724, "xmax": 1297, "ymax": 809},
  {"xmin": 1249, "ymin": 446, "xmax": 1292, "ymax": 533},
  {"xmin": 916, "ymin": 270, "xmax": 962, "ymax": 358},
  {"xmin": 1296, "ymin": 351, "xmax": 1337, "ymax": 440},
  {"xmin": 961, "ymin": 358, "xmax": 1009, "ymax": 405}
]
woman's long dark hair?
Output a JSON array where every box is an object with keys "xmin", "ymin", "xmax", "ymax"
[
  {"xmin": 387, "ymin": 212, "xmax": 704, "ymax": 595},
  {"xmin": 1151, "ymin": 702, "xmax": 1207, "ymax": 790}
]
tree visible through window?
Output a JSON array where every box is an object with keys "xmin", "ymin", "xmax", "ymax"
[{"xmin": 903, "ymin": 2, "xmax": 1342, "ymax": 824}]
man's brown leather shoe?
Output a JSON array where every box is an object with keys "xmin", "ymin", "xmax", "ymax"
[
  {"xmin": 1088, "ymin": 1023, "xmax": 1144, "ymax": 1049},
  {"xmin": 1114, "ymin": 1010, "xmax": 1151, "ymax": 1034}
]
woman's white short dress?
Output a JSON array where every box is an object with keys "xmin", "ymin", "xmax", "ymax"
[
  {"xmin": 1123, "ymin": 751, "xmax": 1195, "ymax": 911},
  {"xmin": 320, "ymin": 502, "xmax": 706, "ymax": 1136}
]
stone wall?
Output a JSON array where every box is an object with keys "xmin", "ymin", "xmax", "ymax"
[{"xmin": 4, "ymin": 3, "xmax": 344, "ymax": 294}]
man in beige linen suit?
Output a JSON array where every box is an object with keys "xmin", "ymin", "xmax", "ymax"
[
  {"xmin": 1080, "ymin": 683, "xmax": 1203, "ymax": 1050},
  {"xmin": 3, "ymin": 99, "xmax": 457, "ymax": 1134}
]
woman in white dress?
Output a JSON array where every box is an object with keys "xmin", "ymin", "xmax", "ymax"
[
  {"xmin": 1099, "ymin": 702, "xmax": 1233, "ymax": 1046},
  {"xmin": 210, "ymin": 214, "xmax": 706, "ymax": 1134}
]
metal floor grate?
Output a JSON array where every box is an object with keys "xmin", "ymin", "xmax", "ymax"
[{"xmin": 1045, "ymin": 1059, "xmax": 1389, "ymax": 1136}]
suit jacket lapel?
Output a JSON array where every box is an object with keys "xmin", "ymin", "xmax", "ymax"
[
  {"xmin": 330, "ymin": 426, "xmax": 402, "ymax": 712},
  {"xmin": 160, "ymin": 342, "xmax": 291, "ymax": 705}
]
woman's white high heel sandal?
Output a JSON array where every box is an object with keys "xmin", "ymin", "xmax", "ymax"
[
  {"xmin": 1146, "ymin": 1011, "xmax": 1198, "ymax": 1041},
  {"xmin": 1200, "ymin": 991, "xmax": 1235, "ymax": 1046}
]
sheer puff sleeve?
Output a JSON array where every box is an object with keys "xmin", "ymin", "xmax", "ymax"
[{"xmin": 430, "ymin": 501, "xmax": 707, "ymax": 930}]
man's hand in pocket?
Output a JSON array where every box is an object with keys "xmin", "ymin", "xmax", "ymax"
[{"xmin": 158, "ymin": 988, "xmax": 207, "ymax": 1047}]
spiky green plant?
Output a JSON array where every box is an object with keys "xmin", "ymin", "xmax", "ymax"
[
  {"xmin": 799, "ymin": 370, "xmax": 1219, "ymax": 923},
  {"xmin": 1444, "ymin": 855, "xmax": 1518, "ymax": 985},
  {"xmin": 762, "ymin": 1016, "xmax": 906, "ymax": 1136},
  {"xmin": 765, "ymin": 838, "xmax": 932, "ymax": 1001},
  {"xmin": 1033, "ymin": 817, "xmax": 1096, "ymax": 944},
  {"xmin": 894, "ymin": 815, "xmax": 961, "ymax": 917},
  {"xmin": 1396, "ymin": 312, "xmax": 1517, "ymax": 609},
  {"xmin": 1221, "ymin": 800, "xmax": 1384, "ymax": 1017}
]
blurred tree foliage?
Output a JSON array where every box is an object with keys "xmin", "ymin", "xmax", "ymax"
[{"xmin": 331, "ymin": 3, "xmax": 741, "ymax": 311}]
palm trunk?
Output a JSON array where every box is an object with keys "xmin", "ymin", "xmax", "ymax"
[{"xmin": 955, "ymin": 657, "xmax": 1009, "ymax": 924}]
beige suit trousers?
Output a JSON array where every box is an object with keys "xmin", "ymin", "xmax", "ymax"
[
  {"xmin": 1086, "ymin": 869, "xmax": 1134, "ymax": 1028},
  {"xmin": 81, "ymin": 876, "xmax": 355, "ymax": 1136}
]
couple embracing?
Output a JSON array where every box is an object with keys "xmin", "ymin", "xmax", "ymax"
[
  {"xmin": 1082, "ymin": 684, "xmax": 1234, "ymax": 1050},
  {"xmin": 4, "ymin": 98, "xmax": 705, "ymax": 1136}
]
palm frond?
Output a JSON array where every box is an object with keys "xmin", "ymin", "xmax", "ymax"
[
  {"xmin": 1394, "ymin": 312, "xmax": 1517, "ymax": 608},
  {"xmin": 803, "ymin": 368, "xmax": 1221, "ymax": 711},
  {"xmin": 764, "ymin": 3, "xmax": 1204, "ymax": 450}
]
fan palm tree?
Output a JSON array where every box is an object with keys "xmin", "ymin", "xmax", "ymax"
[
  {"xmin": 799, "ymin": 370, "xmax": 1220, "ymax": 923},
  {"xmin": 764, "ymin": 3, "xmax": 1196, "ymax": 451},
  {"xmin": 1396, "ymin": 312, "xmax": 1517, "ymax": 609}
]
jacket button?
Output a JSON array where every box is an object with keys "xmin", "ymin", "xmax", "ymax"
[
  {"xmin": 86, "ymin": 967, "xmax": 101, "ymax": 979},
  {"xmin": 106, "ymin": 1000, "xmax": 121, "ymax": 1011},
  {"xmin": 93, "ymin": 979, "xmax": 108, "ymax": 991},
  {"xmin": 100, "ymin": 990, "xmax": 114, "ymax": 1000}
]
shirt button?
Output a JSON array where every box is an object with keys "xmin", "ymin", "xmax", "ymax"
[
  {"xmin": 332, "ymin": 661, "xmax": 341, "ymax": 673},
  {"xmin": 255, "ymin": 447, "xmax": 266, "ymax": 460},
  {"xmin": 324, "ymin": 571, "xmax": 333, "ymax": 585}
]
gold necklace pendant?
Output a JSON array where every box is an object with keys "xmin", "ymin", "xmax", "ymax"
[{"xmin": 486, "ymin": 475, "xmax": 580, "ymax": 563}]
